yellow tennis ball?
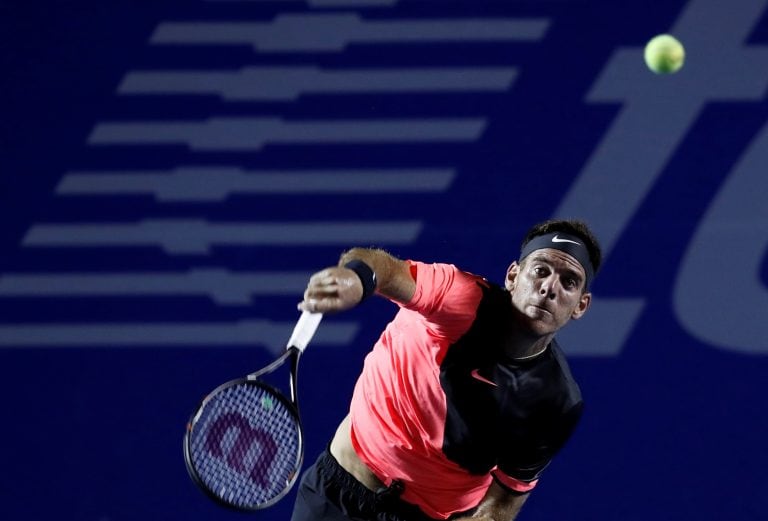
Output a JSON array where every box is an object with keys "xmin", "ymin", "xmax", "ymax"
[{"xmin": 644, "ymin": 34, "xmax": 685, "ymax": 74}]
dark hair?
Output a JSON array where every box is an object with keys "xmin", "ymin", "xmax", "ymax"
[{"xmin": 521, "ymin": 219, "xmax": 602, "ymax": 276}]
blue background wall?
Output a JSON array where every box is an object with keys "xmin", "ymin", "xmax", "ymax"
[{"xmin": 1, "ymin": 1, "xmax": 767, "ymax": 519}]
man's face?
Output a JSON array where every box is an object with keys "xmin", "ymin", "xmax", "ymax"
[{"xmin": 505, "ymin": 248, "xmax": 592, "ymax": 336}]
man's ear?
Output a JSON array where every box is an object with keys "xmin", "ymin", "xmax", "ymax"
[
  {"xmin": 571, "ymin": 291, "xmax": 592, "ymax": 320},
  {"xmin": 505, "ymin": 261, "xmax": 520, "ymax": 291}
]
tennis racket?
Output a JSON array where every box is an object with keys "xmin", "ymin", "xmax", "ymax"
[{"xmin": 184, "ymin": 311, "xmax": 322, "ymax": 511}]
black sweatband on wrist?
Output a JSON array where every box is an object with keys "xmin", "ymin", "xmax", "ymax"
[{"xmin": 344, "ymin": 260, "xmax": 377, "ymax": 301}]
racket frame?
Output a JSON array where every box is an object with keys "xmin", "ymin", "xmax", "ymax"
[
  {"xmin": 183, "ymin": 347, "xmax": 304, "ymax": 511},
  {"xmin": 183, "ymin": 311, "xmax": 321, "ymax": 510}
]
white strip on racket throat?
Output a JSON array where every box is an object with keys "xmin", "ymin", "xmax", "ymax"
[{"xmin": 287, "ymin": 311, "xmax": 322, "ymax": 352}]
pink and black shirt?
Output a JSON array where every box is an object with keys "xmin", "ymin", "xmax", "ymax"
[{"xmin": 349, "ymin": 261, "xmax": 583, "ymax": 519}]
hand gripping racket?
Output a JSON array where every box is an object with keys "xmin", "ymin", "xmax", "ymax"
[{"xmin": 184, "ymin": 311, "xmax": 322, "ymax": 511}]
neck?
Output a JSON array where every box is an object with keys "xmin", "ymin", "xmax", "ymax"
[
  {"xmin": 512, "ymin": 340, "xmax": 550, "ymax": 360},
  {"xmin": 504, "ymin": 291, "xmax": 554, "ymax": 360},
  {"xmin": 502, "ymin": 328, "xmax": 553, "ymax": 360}
]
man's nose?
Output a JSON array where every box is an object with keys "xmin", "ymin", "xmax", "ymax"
[{"xmin": 539, "ymin": 276, "xmax": 557, "ymax": 299}]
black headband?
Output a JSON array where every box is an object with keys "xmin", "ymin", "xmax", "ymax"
[{"xmin": 519, "ymin": 232, "xmax": 594, "ymax": 288}]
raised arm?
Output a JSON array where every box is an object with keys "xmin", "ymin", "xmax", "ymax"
[{"xmin": 298, "ymin": 247, "xmax": 416, "ymax": 314}]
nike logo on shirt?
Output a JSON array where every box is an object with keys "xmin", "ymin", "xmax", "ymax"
[{"xmin": 470, "ymin": 369, "xmax": 498, "ymax": 387}]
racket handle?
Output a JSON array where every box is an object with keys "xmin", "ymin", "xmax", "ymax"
[{"xmin": 287, "ymin": 311, "xmax": 322, "ymax": 352}]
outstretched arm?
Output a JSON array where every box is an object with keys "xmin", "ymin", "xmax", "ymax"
[
  {"xmin": 454, "ymin": 482, "xmax": 529, "ymax": 521},
  {"xmin": 298, "ymin": 247, "xmax": 416, "ymax": 314}
]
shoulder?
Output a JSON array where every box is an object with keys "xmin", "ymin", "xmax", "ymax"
[
  {"xmin": 400, "ymin": 261, "xmax": 491, "ymax": 337},
  {"xmin": 545, "ymin": 339, "xmax": 583, "ymax": 408},
  {"xmin": 407, "ymin": 260, "xmax": 486, "ymax": 283},
  {"xmin": 405, "ymin": 261, "xmax": 488, "ymax": 305}
]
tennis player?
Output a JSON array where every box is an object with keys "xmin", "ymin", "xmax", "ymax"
[{"xmin": 291, "ymin": 219, "xmax": 601, "ymax": 521}]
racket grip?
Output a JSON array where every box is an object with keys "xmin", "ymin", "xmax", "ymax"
[{"xmin": 287, "ymin": 311, "xmax": 323, "ymax": 352}]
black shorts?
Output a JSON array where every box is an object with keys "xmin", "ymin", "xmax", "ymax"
[{"xmin": 290, "ymin": 448, "xmax": 438, "ymax": 521}]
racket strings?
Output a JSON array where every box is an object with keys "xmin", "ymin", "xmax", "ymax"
[{"xmin": 187, "ymin": 384, "xmax": 302, "ymax": 508}]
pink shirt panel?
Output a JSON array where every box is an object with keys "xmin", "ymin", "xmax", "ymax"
[{"xmin": 350, "ymin": 261, "xmax": 525, "ymax": 519}]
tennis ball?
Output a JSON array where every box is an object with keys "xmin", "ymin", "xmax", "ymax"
[{"xmin": 643, "ymin": 34, "xmax": 685, "ymax": 74}]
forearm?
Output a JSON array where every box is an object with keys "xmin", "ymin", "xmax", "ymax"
[
  {"xmin": 470, "ymin": 493, "xmax": 528, "ymax": 521},
  {"xmin": 338, "ymin": 247, "xmax": 415, "ymax": 304},
  {"xmin": 452, "ymin": 484, "xmax": 529, "ymax": 521},
  {"xmin": 455, "ymin": 501, "xmax": 526, "ymax": 521},
  {"xmin": 298, "ymin": 247, "xmax": 415, "ymax": 314}
]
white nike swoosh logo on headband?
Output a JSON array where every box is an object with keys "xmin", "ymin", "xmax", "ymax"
[{"xmin": 551, "ymin": 235, "xmax": 581, "ymax": 246}]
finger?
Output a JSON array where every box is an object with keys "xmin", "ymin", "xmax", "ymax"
[
  {"xmin": 308, "ymin": 269, "xmax": 337, "ymax": 285},
  {"xmin": 298, "ymin": 297, "xmax": 344, "ymax": 314},
  {"xmin": 304, "ymin": 284, "xmax": 341, "ymax": 302}
]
